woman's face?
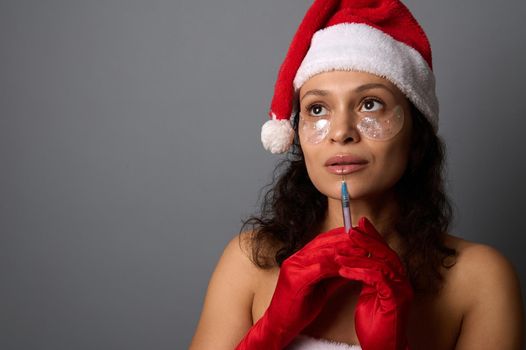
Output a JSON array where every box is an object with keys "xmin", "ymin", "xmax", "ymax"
[{"xmin": 298, "ymin": 70, "xmax": 413, "ymax": 201}]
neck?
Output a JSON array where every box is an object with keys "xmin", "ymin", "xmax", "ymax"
[{"xmin": 321, "ymin": 190, "xmax": 402, "ymax": 252}]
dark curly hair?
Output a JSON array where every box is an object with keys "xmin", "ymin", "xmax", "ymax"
[{"xmin": 240, "ymin": 103, "xmax": 457, "ymax": 295}]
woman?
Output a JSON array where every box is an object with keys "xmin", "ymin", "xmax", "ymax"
[{"xmin": 189, "ymin": 0, "xmax": 524, "ymax": 349}]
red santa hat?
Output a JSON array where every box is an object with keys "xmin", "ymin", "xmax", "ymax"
[{"xmin": 261, "ymin": 0, "xmax": 439, "ymax": 154}]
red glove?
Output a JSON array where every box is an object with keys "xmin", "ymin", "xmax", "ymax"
[
  {"xmin": 235, "ymin": 227, "xmax": 358, "ymax": 350},
  {"xmin": 336, "ymin": 217, "xmax": 414, "ymax": 350}
]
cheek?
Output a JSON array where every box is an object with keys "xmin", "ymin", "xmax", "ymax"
[
  {"xmin": 369, "ymin": 110, "xmax": 412, "ymax": 183},
  {"xmin": 301, "ymin": 143, "xmax": 326, "ymax": 187},
  {"xmin": 300, "ymin": 142, "xmax": 341, "ymax": 199},
  {"xmin": 373, "ymin": 141, "xmax": 411, "ymax": 187},
  {"xmin": 300, "ymin": 143, "xmax": 319, "ymax": 181}
]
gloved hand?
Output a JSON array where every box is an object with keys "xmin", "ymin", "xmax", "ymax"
[
  {"xmin": 235, "ymin": 226, "xmax": 359, "ymax": 350},
  {"xmin": 336, "ymin": 217, "xmax": 414, "ymax": 350}
]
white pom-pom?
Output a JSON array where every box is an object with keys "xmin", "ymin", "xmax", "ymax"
[{"xmin": 261, "ymin": 118, "xmax": 294, "ymax": 154}]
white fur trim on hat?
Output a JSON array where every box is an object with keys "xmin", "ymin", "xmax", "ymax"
[
  {"xmin": 293, "ymin": 23, "xmax": 439, "ymax": 131},
  {"xmin": 261, "ymin": 113, "xmax": 294, "ymax": 154}
]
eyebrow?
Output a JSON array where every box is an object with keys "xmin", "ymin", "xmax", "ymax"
[{"xmin": 300, "ymin": 83, "xmax": 395, "ymax": 102}]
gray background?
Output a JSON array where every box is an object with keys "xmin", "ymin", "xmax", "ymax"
[{"xmin": 1, "ymin": 0, "xmax": 524, "ymax": 349}]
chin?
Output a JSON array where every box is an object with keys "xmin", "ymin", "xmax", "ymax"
[
  {"xmin": 311, "ymin": 176, "xmax": 393, "ymax": 202},
  {"xmin": 310, "ymin": 178, "xmax": 352, "ymax": 200}
]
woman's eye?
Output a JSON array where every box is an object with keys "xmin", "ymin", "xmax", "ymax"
[
  {"xmin": 308, "ymin": 104, "xmax": 328, "ymax": 116},
  {"xmin": 361, "ymin": 99, "xmax": 383, "ymax": 112}
]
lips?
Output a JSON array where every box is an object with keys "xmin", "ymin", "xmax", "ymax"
[{"xmin": 325, "ymin": 155, "xmax": 368, "ymax": 175}]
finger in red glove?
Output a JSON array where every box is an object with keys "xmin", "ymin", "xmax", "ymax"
[{"xmin": 236, "ymin": 227, "xmax": 352, "ymax": 350}]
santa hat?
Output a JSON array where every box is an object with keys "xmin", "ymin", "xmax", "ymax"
[{"xmin": 261, "ymin": 0, "xmax": 439, "ymax": 154}]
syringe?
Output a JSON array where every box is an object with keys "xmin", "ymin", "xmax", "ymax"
[{"xmin": 341, "ymin": 179, "xmax": 352, "ymax": 233}]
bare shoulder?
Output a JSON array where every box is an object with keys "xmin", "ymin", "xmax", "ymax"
[
  {"xmin": 443, "ymin": 234, "xmax": 521, "ymax": 294},
  {"xmin": 189, "ymin": 231, "xmax": 265, "ymax": 349},
  {"xmin": 224, "ymin": 230, "xmax": 263, "ymax": 279},
  {"xmin": 199, "ymin": 230, "xmax": 262, "ymax": 298},
  {"xmin": 442, "ymin": 233, "xmax": 524, "ymax": 349}
]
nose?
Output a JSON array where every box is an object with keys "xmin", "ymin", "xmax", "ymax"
[{"xmin": 328, "ymin": 109, "xmax": 360, "ymax": 144}]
